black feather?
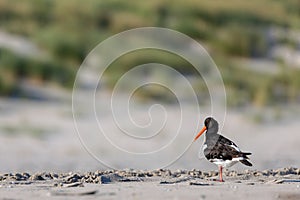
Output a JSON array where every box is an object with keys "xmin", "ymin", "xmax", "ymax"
[
  {"xmin": 240, "ymin": 159, "xmax": 253, "ymax": 166},
  {"xmin": 202, "ymin": 117, "xmax": 252, "ymax": 168}
]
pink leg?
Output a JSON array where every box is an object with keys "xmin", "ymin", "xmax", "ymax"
[{"xmin": 219, "ymin": 166, "xmax": 224, "ymax": 182}]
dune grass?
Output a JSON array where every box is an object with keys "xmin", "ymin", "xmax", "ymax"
[{"xmin": 0, "ymin": 0, "xmax": 299, "ymax": 106}]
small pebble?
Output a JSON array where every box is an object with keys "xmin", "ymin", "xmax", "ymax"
[
  {"xmin": 266, "ymin": 179, "xmax": 284, "ymax": 184},
  {"xmin": 189, "ymin": 181, "xmax": 211, "ymax": 186},
  {"xmin": 274, "ymin": 179, "xmax": 285, "ymax": 184},
  {"xmin": 63, "ymin": 182, "xmax": 84, "ymax": 188},
  {"xmin": 31, "ymin": 174, "xmax": 45, "ymax": 181},
  {"xmin": 50, "ymin": 189, "xmax": 98, "ymax": 196}
]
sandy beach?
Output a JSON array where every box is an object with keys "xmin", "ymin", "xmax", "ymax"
[
  {"xmin": 1, "ymin": 95, "xmax": 300, "ymax": 172},
  {"xmin": 1, "ymin": 1, "xmax": 300, "ymax": 199},
  {"xmin": 1, "ymin": 95, "xmax": 300, "ymax": 199},
  {"xmin": 1, "ymin": 168, "xmax": 300, "ymax": 200}
]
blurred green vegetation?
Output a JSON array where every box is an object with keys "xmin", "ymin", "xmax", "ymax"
[
  {"xmin": 0, "ymin": 0, "xmax": 299, "ymax": 106},
  {"xmin": 1, "ymin": 123, "xmax": 56, "ymax": 139},
  {"xmin": 0, "ymin": 48, "xmax": 75, "ymax": 94}
]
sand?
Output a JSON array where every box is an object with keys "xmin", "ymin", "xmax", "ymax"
[
  {"xmin": 1, "ymin": 168, "xmax": 300, "ymax": 199},
  {"xmin": 1, "ymin": 96, "xmax": 300, "ymax": 172},
  {"xmin": 1, "ymin": 86, "xmax": 300, "ymax": 199}
]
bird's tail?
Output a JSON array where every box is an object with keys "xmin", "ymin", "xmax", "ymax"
[
  {"xmin": 240, "ymin": 159, "xmax": 252, "ymax": 166},
  {"xmin": 242, "ymin": 152, "xmax": 252, "ymax": 156},
  {"xmin": 239, "ymin": 151, "xmax": 252, "ymax": 166}
]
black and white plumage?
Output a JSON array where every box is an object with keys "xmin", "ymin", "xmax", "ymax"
[{"xmin": 194, "ymin": 117, "xmax": 252, "ymax": 182}]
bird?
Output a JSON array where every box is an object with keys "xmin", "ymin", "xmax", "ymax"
[{"xmin": 194, "ymin": 117, "xmax": 252, "ymax": 182}]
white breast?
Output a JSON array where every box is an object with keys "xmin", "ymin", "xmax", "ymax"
[
  {"xmin": 210, "ymin": 158, "xmax": 242, "ymax": 168},
  {"xmin": 202, "ymin": 144, "xmax": 208, "ymax": 151}
]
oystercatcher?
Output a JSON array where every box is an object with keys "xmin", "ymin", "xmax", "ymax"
[{"xmin": 194, "ymin": 117, "xmax": 252, "ymax": 182}]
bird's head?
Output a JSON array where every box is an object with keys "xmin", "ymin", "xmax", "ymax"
[{"xmin": 194, "ymin": 117, "xmax": 219, "ymax": 141}]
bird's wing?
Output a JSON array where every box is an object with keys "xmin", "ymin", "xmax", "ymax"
[
  {"xmin": 217, "ymin": 135, "xmax": 241, "ymax": 152},
  {"xmin": 205, "ymin": 135, "xmax": 250, "ymax": 160}
]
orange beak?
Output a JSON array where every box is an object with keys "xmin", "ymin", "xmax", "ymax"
[{"xmin": 194, "ymin": 126, "xmax": 206, "ymax": 141}]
